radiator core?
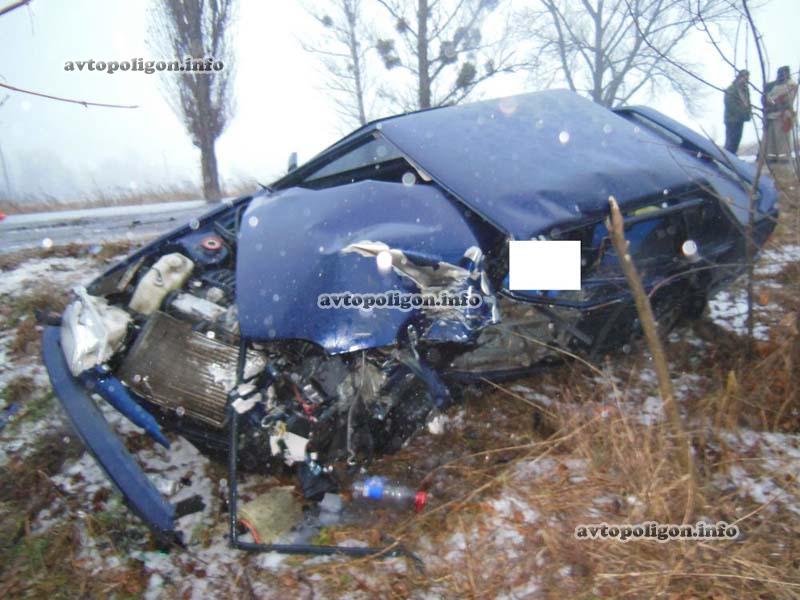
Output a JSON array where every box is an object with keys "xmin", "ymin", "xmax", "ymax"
[{"xmin": 118, "ymin": 311, "xmax": 251, "ymax": 427}]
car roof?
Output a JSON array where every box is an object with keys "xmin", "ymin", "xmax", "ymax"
[
  {"xmin": 376, "ymin": 90, "xmax": 703, "ymax": 238},
  {"xmin": 274, "ymin": 90, "xmax": 708, "ymax": 239}
]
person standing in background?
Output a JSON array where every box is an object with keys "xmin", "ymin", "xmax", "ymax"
[
  {"xmin": 763, "ymin": 66, "xmax": 798, "ymax": 163},
  {"xmin": 724, "ymin": 70, "xmax": 751, "ymax": 155}
]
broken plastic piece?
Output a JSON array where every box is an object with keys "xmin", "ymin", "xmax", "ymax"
[
  {"xmin": 174, "ymin": 495, "xmax": 206, "ymax": 519},
  {"xmin": 83, "ymin": 369, "xmax": 170, "ymax": 449},
  {"xmin": 231, "ymin": 394, "xmax": 259, "ymax": 414},
  {"xmin": 237, "ymin": 486, "xmax": 302, "ymax": 544},
  {"xmin": 60, "ymin": 287, "xmax": 131, "ymax": 376},
  {"xmin": 319, "ymin": 493, "xmax": 343, "ymax": 514}
]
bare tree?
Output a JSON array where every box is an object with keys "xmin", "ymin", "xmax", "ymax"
[
  {"xmin": 149, "ymin": 0, "xmax": 236, "ymax": 202},
  {"xmin": 303, "ymin": 0, "xmax": 373, "ymax": 127},
  {"xmin": 374, "ymin": 0, "xmax": 517, "ymax": 110},
  {"xmin": 517, "ymin": 0, "xmax": 736, "ymax": 110}
]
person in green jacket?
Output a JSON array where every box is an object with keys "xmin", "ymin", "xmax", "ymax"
[{"xmin": 724, "ymin": 70, "xmax": 751, "ymax": 154}]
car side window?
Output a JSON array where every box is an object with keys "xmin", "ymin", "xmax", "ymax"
[{"xmin": 304, "ymin": 136, "xmax": 403, "ymax": 182}]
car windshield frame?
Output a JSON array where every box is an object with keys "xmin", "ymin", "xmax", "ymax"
[{"xmin": 300, "ymin": 132, "xmax": 405, "ymax": 184}]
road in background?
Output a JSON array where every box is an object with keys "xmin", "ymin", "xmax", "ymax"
[{"xmin": 0, "ymin": 201, "xmax": 211, "ymax": 253}]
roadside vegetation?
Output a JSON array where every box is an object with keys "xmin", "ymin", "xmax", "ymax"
[{"xmin": 0, "ymin": 181, "xmax": 258, "ymax": 215}]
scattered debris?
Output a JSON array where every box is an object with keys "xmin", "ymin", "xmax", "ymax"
[{"xmin": 237, "ymin": 487, "xmax": 302, "ymax": 543}]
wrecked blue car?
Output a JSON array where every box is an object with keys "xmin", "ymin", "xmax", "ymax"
[{"xmin": 42, "ymin": 90, "xmax": 778, "ymax": 541}]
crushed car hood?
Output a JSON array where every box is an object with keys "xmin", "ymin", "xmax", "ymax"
[
  {"xmin": 237, "ymin": 181, "xmax": 497, "ymax": 353},
  {"xmin": 377, "ymin": 90, "xmax": 763, "ymax": 239}
]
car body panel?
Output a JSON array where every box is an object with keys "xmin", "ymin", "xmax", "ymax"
[
  {"xmin": 616, "ymin": 105, "xmax": 779, "ymax": 219},
  {"xmin": 323, "ymin": 91, "xmax": 774, "ymax": 240},
  {"xmin": 237, "ymin": 180, "xmax": 497, "ymax": 353}
]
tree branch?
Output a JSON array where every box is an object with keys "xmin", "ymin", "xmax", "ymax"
[
  {"xmin": 0, "ymin": 0, "xmax": 32, "ymax": 18},
  {"xmin": 0, "ymin": 81, "xmax": 138, "ymax": 109},
  {"xmin": 607, "ymin": 196, "xmax": 697, "ymax": 521}
]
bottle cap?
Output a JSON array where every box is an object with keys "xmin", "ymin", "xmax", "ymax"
[{"xmin": 414, "ymin": 490, "xmax": 428, "ymax": 513}]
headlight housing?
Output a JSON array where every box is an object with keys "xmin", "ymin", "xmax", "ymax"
[{"xmin": 60, "ymin": 287, "xmax": 131, "ymax": 376}]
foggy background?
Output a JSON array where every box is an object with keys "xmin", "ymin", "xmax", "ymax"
[{"xmin": 0, "ymin": 0, "xmax": 796, "ymax": 204}]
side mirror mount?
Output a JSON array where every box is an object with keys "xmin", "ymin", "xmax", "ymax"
[{"xmin": 287, "ymin": 151, "xmax": 298, "ymax": 173}]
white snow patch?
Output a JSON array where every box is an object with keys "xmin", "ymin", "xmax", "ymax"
[
  {"xmin": 717, "ymin": 429, "xmax": 800, "ymax": 515},
  {"xmin": 427, "ymin": 413, "xmax": 449, "ymax": 435},
  {"xmin": 637, "ymin": 395, "xmax": 662, "ymax": 426},
  {"xmin": 708, "ymin": 289, "xmax": 769, "ymax": 340},
  {"xmin": 491, "ymin": 495, "xmax": 540, "ymax": 524},
  {"xmin": 0, "ymin": 256, "xmax": 93, "ymax": 297}
]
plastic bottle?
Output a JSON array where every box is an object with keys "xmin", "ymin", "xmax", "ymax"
[{"xmin": 352, "ymin": 477, "xmax": 428, "ymax": 512}]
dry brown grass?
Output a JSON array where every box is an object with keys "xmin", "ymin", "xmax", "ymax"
[
  {"xmin": 0, "ymin": 522, "xmax": 150, "ymax": 599},
  {"xmin": 0, "ymin": 180, "xmax": 257, "ymax": 215},
  {"xmin": 282, "ymin": 352, "xmax": 800, "ymax": 598},
  {"xmin": 1, "ymin": 376, "xmax": 35, "ymax": 407},
  {"xmin": 0, "ymin": 240, "xmax": 140, "ymax": 359},
  {"xmin": 0, "ymin": 183, "xmax": 202, "ymax": 215},
  {"xmin": 9, "ymin": 318, "xmax": 40, "ymax": 359},
  {"xmin": 0, "ymin": 422, "xmax": 152, "ymax": 598},
  {"xmin": 0, "ymin": 241, "xmax": 139, "ymax": 356},
  {"xmin": 0, "ymin": 239, "xmax": 138, "ymax": 272},
  {"xmin": 769, "ymin": 164, "xmax": 800, "ymax": 246},
  {"xmin": 1, "ymin": 284, "xmax": 70, "ymax": 358}
]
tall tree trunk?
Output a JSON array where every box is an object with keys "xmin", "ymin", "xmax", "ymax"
[
  {"xmin": 351, "ymin": 46, "xmax": 367, "ymax": 125},
  {"xmin": 346, "ymin": 2, "xmax": 367, "ymax": 125},
  {"xmin": 200, "ymin": 135, "xmax": 221, "ymax": 202},
  {"xmin": 591, "ymin": 3, "xmax": 604, "ymax": 104},
  {"xmin": 417, "ymin": 0, "xmax": 431, "ymax": 109}
]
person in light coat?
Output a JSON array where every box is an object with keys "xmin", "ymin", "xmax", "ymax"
[{"xmin": 763, "ymin": 66, "xmax": 798, "ymax": 162}]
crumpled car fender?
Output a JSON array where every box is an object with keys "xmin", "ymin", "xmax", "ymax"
[{"xmin": 237, "ymin": 180, "xmax": 498, "ymax": 353}]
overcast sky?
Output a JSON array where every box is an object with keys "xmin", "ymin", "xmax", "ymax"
[{"xmin": 0, "ymin": 0, "xmax": 796, "ymax": 203}]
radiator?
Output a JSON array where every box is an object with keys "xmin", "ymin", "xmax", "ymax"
[{"xmin": 118, "ymin": 311, "xmax": 254, "ymax": 427}]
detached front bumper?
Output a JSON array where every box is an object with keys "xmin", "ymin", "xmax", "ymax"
[{"xmin": 41, "ymin": 326, "xmax": 176, "ymax": 534}]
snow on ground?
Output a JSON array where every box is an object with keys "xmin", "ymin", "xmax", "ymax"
[
  {"xmin": 0, "ymin": 255, "xmax": 109, "ymax": 393},
  {"xmin": 1, "ymin": 237, "xmax": 799, "ymax": 597},
  {"xmin": 708, "ymin": 289, "xmax": 770, "ymax": 340},
  {"xmin": 716, "ymin": 429, "xmax": 800, "ymax": 516},
  {"xmin": 0, "ymin": 256, "xmax": 91, "ymax": 297},
  {"xmin": 757, "ymin": 244, "xmax": 800, "ymax": 276},
  {"xmin": 707, "ymin": 243, "xmax": 800, "ymax": 339}
]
